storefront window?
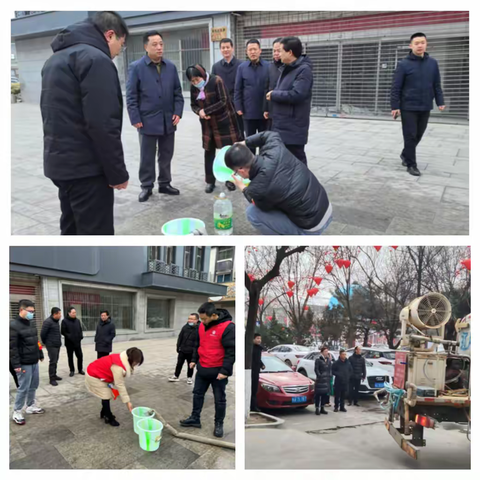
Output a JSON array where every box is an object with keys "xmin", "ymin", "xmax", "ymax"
[{"xmin": 146, "ymin": 298, "xmax": 172, "ymax": 329}]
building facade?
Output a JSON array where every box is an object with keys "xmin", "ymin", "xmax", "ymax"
[{"xmin": 10, "ymin": 246, "xmax": 229, "ymax": 345}]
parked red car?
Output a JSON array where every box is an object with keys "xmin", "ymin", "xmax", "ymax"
[{"xmin": 256, "ymin": 354, "xmax": 315, "ymax": 409}]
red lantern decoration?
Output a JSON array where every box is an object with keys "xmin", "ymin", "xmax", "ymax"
[
  {"xmin": 335, "ymin": 259, "xmax": 344, "ymax": 268},
  {"xmin": 313, "ymin": 277, "xmax": 323, "ymax": 285},
  {"xmin": 258, "ymin": 299, "xmax": 264, "ymax": 306},
  {"xmin": 391, "ymin": 246, "xmax": 398, "ymax": 250},
  {"xmin": 267, "ymin": 316, "xmax": 272, "ymax": 321},
  {"xmin": 307, "ymin": 288, "xmax": 314, "ymax": 297},
  {"xmin": 247, "ymin": 274, "xmax": 255, "ymax": 282},
  {"xmin": 333, "ymin": 246, "xmax": 340, "ymax": 251},
  {"xmin": 304, "ymin": 306, "xmax": 309, "ymax": 311},
  {"xmin": 325, "ymin": 264, "xmax": 333, "ymax": 274},
  {"xmin": 311, "ymin": 287, "xmax": 319, "ymax": 296},
  {"xmin": 371, "ymin": 320, "xmax": 377, "ymax": 325},
  {"xmin": 374, "ymin": 246, "xmax": 382, "ymax": 252},
  {"xmin": 343, "ymin": 260, "xmax": 351, "ymax": 268},
  {"xmin": 460, "ymin": 259, "xmax": 471, "ymax": 271},
  {"xmin": 287, "ymin": 280, "xmax": 295, "ymax": 289},
  {"xmin": 286, "ymin": 290, "xmax": 294, "ymax": 298}
]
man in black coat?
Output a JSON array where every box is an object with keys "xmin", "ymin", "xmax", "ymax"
[
  {"xmin": 61, "ymin": 307, "xmax": 85, "ymax": 376},
  {"xmin": 169, "ymin": 313, "xmax": 200, "ymax": 384},
  {"xmin": 10, "ymin": 300, "xmax": 45, "ymax": 425},
  {"xmin": 266, "ymin": 37, "xmax": 313, "ymax": 165},
  {"xmin": 332, "ymin": 350, "xmax": 353, "ymax": 412},
  {"xmin": 41, "ymin": 11, "xmax": 130, "ymax": 235},
  {"xmin": 251, "ymin": 333, "xmax": 266, "ymax": 412},
  {"xmin": 348, "ymin": 346, "xmax": 366, "ymax": 406},
  {"xmin": 40, "ymin": 307, "xmax": 63, "ymax": 386},
  {"xmin": 94, "ymin": 310, "xmax": 116, "ymax": 359},
  {"xmin": 263, "ymin": 38, "xmax": 283, "ymax": 128},
  {"xmin": 227, "ymin": 131, "xmax": 332, "ymax": 235},
  {"xmin": 314, "ymin": 346, "xmax": 332, "ymax": 415},
  {"xmin": 391, "ymin": 32, "xmax": 445, "ymax": 177}
]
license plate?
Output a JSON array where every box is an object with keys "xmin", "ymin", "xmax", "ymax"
[
  {"xmin": 375, "ymin": 382, "xmax": 385, "ymax": 388},
  {"xmin": 292, "ymin": 396, "xmax": 307, "ymax": 403}
]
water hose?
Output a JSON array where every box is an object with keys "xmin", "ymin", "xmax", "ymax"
[
  {"xmin": 374, "ymin": 382, "xmax": 406, "ymax": 413},
  {"xmin": 148, "ymin": 409, "xmax": 235, "ymax": 450}
]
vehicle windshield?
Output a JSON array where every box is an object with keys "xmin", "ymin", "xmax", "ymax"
[
  {"xmin": 293, "ymin": 346, "xmax": 310, "ymax": 352},
  {"xmin": 262, "ymin": 356, "xmax": 294, "ymax": 373},
  {"xmin": 382, "ymin": 352, "xmax": 396, "ymax": 360}
]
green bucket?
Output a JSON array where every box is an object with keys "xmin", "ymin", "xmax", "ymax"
[
  {"xmin": 213, "ymin": 146, "xmax": 250, "ymax": 185},
  {"xmin": 161, "ymin": 218, "xmax": 206, "ymax": 236},
  {"xmin": 137, "ymin": 418, "xmax": 164, "ymax": 452},
  {"xmin": 132, "ymin": 406, "xmax": 155, "ymax": 435}
]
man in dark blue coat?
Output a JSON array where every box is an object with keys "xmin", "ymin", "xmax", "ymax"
[
  {"xmin": 263, "ymin": 38, "xmax": 283, "ymax": 128},
  {"xmin": 127, "ymin": 31, "xmax": 185, "ymax": 202},
  {"xmin": 41, "ymin": 12, "xmax": 130, "ymax": 235},
  {"xmin": 234, "ymin": 39, "xmax": 269, "ymax": 154},
  {"xmin": 40, "ymin": 307, "xmax": 63, "ymax": 386},
  {"xmin": 391, "ymin": 32, "xmax": 445, "ymax": 177},
  {"xmin": 266, "ymin": 36, "xmax": 313, "ymax": 165}
]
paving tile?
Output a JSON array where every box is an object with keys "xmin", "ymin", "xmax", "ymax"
[
  {"xmin": 10, "ymin": 445, "xmax": 73, "ymax": 469},
  {"xmin": 442, "ymin": 187, "xmax": 469, "ymax": 207}
]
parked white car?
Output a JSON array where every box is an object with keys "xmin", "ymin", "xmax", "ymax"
[
  {"xmin": 267, "ymin": 344, "xmax": 311, "ymax": 368},
  {"xmin": 346, "ymin": 347, "xmax": 396, "ymax": 377},
  {"xmin": 296, "ymin": 351, "xmax": 391, "ymax": 395}
]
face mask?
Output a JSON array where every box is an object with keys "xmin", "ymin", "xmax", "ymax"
[
  {"xmin": 188, "ymin": 322, "xmax": 195, "ymax": 326},
  {"xmin": 194, "ymin": 79, "xmax": 206, "ymax": 89},
  {"xmin": 26, "ymin": 311, "xmax": 34, "ymax": 320}
]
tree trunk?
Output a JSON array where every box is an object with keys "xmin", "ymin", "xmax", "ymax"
[
  {"xmin": 245, "ymin": 369, "xmax": 252, "ymax": 420},
  {"xmin": 245, "ymin": 287, "xmax": 259, "ymax": 370}
]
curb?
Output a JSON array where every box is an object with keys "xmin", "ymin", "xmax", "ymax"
[{"xmin": 245, "ymin": 412, "xmax": 285, "ymax": 429}]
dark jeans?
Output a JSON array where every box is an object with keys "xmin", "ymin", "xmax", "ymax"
[
  {"xmin": 52, "ymin": 175, "xmax": 114, "ymax": 235},
  {"xmin": 314, "ymin": 392, "xmax": 330, "ymax": 408},
  {"xmin": 250, "ymin": 370, "xmax": 260, "ymax": 411},
  {"xmin": 139, "ymin": 132, "xmax": 175, "ymax": 189},
  {"xmin": 97, "ymin": 352, "xmax": 109, "ymax": 359},
  {"xmin": 285, "ymin": 144, "xmax": 307, "ymax": 165},
  {"xmin": 204, "ymin": 148, "xmax": 216, "ymax": 185},
  {"xmin": 349, "ymin": 378, "xmax": 362, "ymax": 404},
  {"xmin": 101, "ymin": 399, "xmax": 114, "ymax": 420},
  {"xmin": 191, "ymin": 373, "xmax": 228, "ymax": 423},
  {"xmin": 334, "ymin": 385, "xmax": 348, "ymax": 409},
  {"xmin": 46, "ymin": 346, "xmax": 60, "ymax": 379},
  {"xmin": 10, "ymin": 361, "xmax": 19, "ymax": 388},
  {"xmin": 400, "ymin": 110, "xmax": 430, "ymax": 167},
  {"xmin": 244, "ymin": 119, "xmax": 267, "ymax": 154},
  {"xmin": 66, "ymin": 342, "xmax": 83, "ymax": 373},
  {"xmin": 174, "ymin": 352, "xmax": 194, "ymax": 378}
]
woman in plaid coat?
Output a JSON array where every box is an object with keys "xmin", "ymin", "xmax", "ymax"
[{"xmin": 187, "ymin": 64, "xmax": 243, "ymax": 193}]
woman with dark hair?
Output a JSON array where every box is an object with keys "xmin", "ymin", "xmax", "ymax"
[
  {"xmin": 85, "ymin": 347, "xmax": 144, "ymax": 426},
  {"xmin": 186, "ymin": 64, "xmax": 243, "ymax": 193},
  {"xmin": 314, "ymin": 346, "xmax": 332, "ymax": 416}
]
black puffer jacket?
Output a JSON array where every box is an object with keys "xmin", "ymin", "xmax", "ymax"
[
  {"xmin": 332, "ymin": 358, "xmax": 353, "ymax": 388},
  {"xmin": 243, "ymin": 131, "xmax": 330, "ymax": 229},
  {"xmin": 61, "ymin": 315, "xmax": 84, "ymax": 345},
  {"xmin": 314, "ymin": 354, "xmax": 332, "ymax": 395},
  {"xmin": 41, "ymin": 18, "xmax": 129, "ymax": 186},
  {"xmin": 40, "ymin": 315, "xmax": 62, "ymax": 348},
  {"xmin": 10, "ymin": 316, "xmax": 44, "ymax": 369},
  {"xmin": 349, "ymin": 353, "xmax": 367, "ymax": 380},
  {"xmin": 177, "ymin": 322, "xmax": 199, "ymax": 355},
  {"xmin": 94, "ymin": 318, "xmax": 116, "ymax": 353},
  {"xmin": 252, "ymin": 343, "xmax": 266, "ymax": 375}
]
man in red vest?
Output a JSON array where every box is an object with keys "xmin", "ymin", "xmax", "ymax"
[{"xmin": 179, "ymin": 302, "xmax": 235, "ymax": 438}]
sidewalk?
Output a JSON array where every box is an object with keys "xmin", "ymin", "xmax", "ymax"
[
  {"xmin": 9, "ymin": 338, "xmax": 235, "ymax": 469},
  {"xmin": 11, "ymin": 103, "xmax": 469, "ymax": 235}
]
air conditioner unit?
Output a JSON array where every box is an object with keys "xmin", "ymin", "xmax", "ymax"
[{"xmin": 216, "ymin": 259, "xmax": 233, "ymax": 273}]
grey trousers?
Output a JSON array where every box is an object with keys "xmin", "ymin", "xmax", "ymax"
[
  {"xmin": 139, "ymin": 132, "xmax": 175, "ymax": 189},
  {"xmin": 14, "ymin": 363, "xmax": 39, "ymax": 410}
]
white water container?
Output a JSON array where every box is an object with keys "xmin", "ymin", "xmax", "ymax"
[{"xmin": 214, "ymin": 192, "xmax": 233, "ymax": 235}]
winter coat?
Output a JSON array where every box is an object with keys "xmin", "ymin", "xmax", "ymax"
[
  {"xmin": 234, "ymin": 59, "xmax": 269, "ymax": 119},
  {"xmin": 192, "ymin": 309, "xmax": 235, "ymax": 378},
  {"xmin": 10, "ymin": 316, "xmax": 44, "ymax": 369},
  {"xmin": 270, "ymin": 55, "xmax": 313, "ymax": 145},
  {"xmin": 94, "ymin": 318, "xmax": 116, "ymax": 353},
  {"xmin": 243, "ymin": 131, "xmax": 330, "ymax": 230},
  {"xmin": 41, "ymin": 19, "xmax": 128, "ymax": 186},
  {"xmin": 176, "ymin": 322, "xmax": 199, "ymax": 355},
  {"xmin": 391, "ymin": 52, "xmax": 444, "ymax": 111},
  {"xmin": 314, "ymin": 354, "xmax": 332, "ymax": 395},
  {"xmin": 263, "ymin": 60, "xmax": 283, "ymax": 112},
  {"xmin": 40, "ymin": 315, "xmax": 62, "ymax": 348},
  {"xmin": 252, "ymin": 344, "xmax": 265, "ymax": 376},
  {"xmin": 349, "ymin": 353, "xmax": 367, "ymax": 380},
  {"xmin": 85, "ymin": 350, "xmax": 132, "ymax": 403},
  {"xmin": 211, "ymin": 56, "xmax": 242, "ymax": 99},
  {"xmin": 190, "ymin": 74, "xmax": 243, "ymax": 151},
  {"xmin": 61, "ymin": 315, "xmax": 84, "ymax": 345},
  {"xmin": 126, "ymin": 55, "xmax": 184, "ymax": 136},
  {"xmin": 332, "ymin": 358, "xmax": 353, "ymax": 389}
]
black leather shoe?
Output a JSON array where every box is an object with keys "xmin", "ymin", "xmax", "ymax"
[
  {"xmin": 214, "ymin": 422, "xmax": 224, "ymax": 438},
  {"xmin": 407, "ymin": 166, "xmax": 421, "ymax": 176},
  {"xmin": 340, "ymin": 407, "xmax": 347, "ymax": 412},
  {"xmin": 315, "ymin": 408, "xmax": 320, "ymax": 416},
  {"xmin": 107, "ymin": 415, "xmax": 120, "ymax": 427},
  {"xmin": 320, "ymin": 407, "xmax": 328, "ymax": 415},
  {"xmin": 159, "ymin": 185, "xmax": 180, "ymax": 195},
  {"xmin": 54, "ymin": 375, "xmax": 62, "ymax": 381},
  {"xmin": 334, "ymin": 407, "xmax": 339, "ymax": 412},
  {"xmin": 400, "ymin": 154, "xmax": 408, "ymax": 167},
  {"xmin": 179, "ymin": 416, "xmax": 202, "ymax": 428},
  {"xmin": 50, "ymin": 380, "xmax": 58, "ymax": 386},
  {"xmin": 205, "ymin": 184, "xmax": 215, "ymax": 194},
  {"xmin": 69, "ymin": 371, "xmax": 74, "ymax": 377},
  {"xmin": 138, "ymin": 188, "xmax": 152, "ymax": 202}
]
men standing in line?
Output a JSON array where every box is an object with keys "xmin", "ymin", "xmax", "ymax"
[
  {"xmin": 127, "ymin": 31, "xmax": 185, "ymax": 203},
  {"xmin": 41, "ymin": 11, "xmax": 129, "ymax": 235},
  {"xmin": 94, "ymin": 310, "xmax": 116, "ymax": 359},
  {"xmin": 263, "ymin": 38, "xmax": 283, "ymax": 127},
  {"xmin": 250, "ymin": 333, "xmax": 265, "ymax": 412},
  {"xmin": 332, "ymin": 350, "xmax": 353, "ymax": 412},
  {"xmin": 40, "ymin": 307, "xmax": 63, "ymax": 386},
  {"xmin": 180, "ymin": 303, "xmax": 235, "ymax": 438},
  {"xmin": 234, "ymin": 39, "xmax": 269, "ymax": 153},
  {"xmin": 10, "ymin": 300, "xmax": 45, "ymax": 425},
  {"xmin": 61, "ymin": 307, "xmax": 85, "ymax": 377},
  {"xmin": 266, "ymin": 36, "xmax": 313, "ymax": 165},
  {"xmin": 212, "ymin": 38, "xmax": 243, "ymax": 133},
  {"xmin": 391, "ymin": 32, "xmax": 445, "ymax": 177},
  {"xmin": 169, "ymin": 313, "xmax": 200, "ymax": 384},
  {"xmin": 348, "ymin": 346, "xmax": 366, "ymax": 407}
]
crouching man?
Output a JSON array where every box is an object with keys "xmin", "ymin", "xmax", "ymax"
[{"xmin": 226, "ymin": 131, "xmax": 332, "ymax": 235}]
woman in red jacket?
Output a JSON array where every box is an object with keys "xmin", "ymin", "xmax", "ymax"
[{"xmin": 85, "ymin": 347, "xmax": 144, "ymax": 426}]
